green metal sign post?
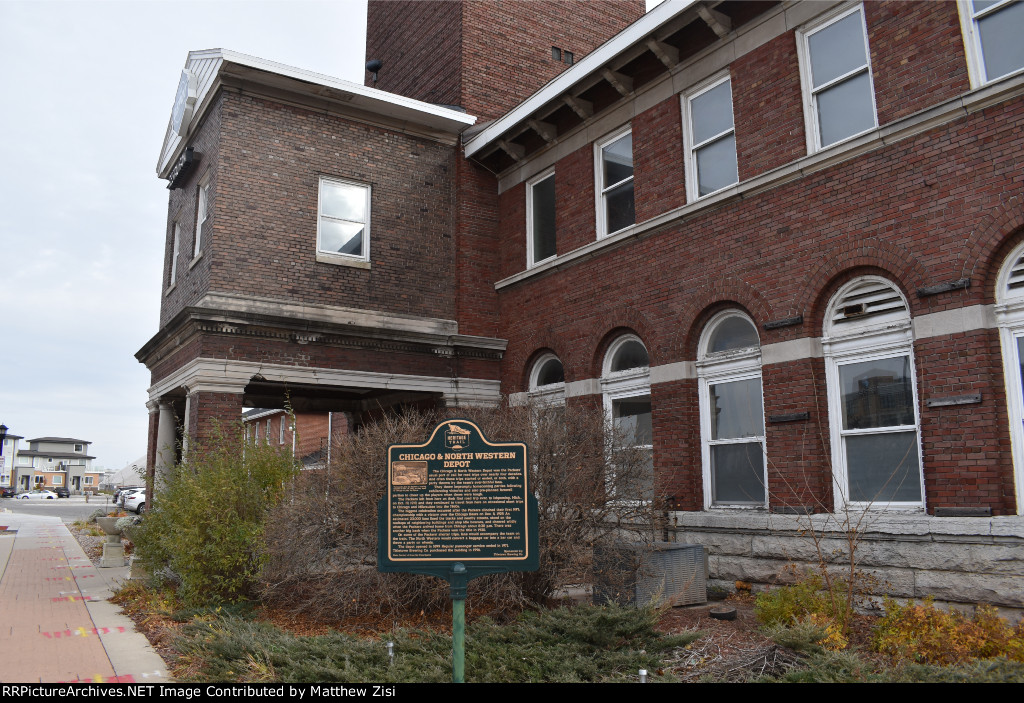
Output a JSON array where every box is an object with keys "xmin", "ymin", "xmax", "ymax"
[{"xmin": 378, "ymin": 419, "xmax": 539, "ymax": 683}]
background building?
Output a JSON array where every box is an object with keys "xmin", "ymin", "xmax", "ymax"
[
  {"xmin": 15, "ymin": 437, "xmax": 99, "ymax": 493},
  {"xmin": 140, "ymin": 0, "xmax": 1024, "ymax": 611}
]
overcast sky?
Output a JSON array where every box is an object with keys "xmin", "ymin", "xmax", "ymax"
[
  {"xmin": 0, "ymin": 0, "xmax": 661, "ymax": 474},
  {"xmin": 0, "ymin": 0, "xmax": 369, "ymax": 471}
]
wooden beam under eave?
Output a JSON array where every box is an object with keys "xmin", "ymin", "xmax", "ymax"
[
  {"xmin": 645, "ymin": 38, "xmax": 679, "ymax": 69},
  {"xmin": 497, "ymin": 139, "xmax": 525, "ymax": 161},
  {"xmin": 562, "ymin": 94, "xmax": 594, "ymax": 120},
  {"xmin": 697, "ymin": 5, "xmax": 732, "ymax": 38},
  {"xmin": 602, "ymin": 68, "xmax": 634, "ymax": 97},
  {"xmin": 527, "ymin": 119, "xmax": 557, "ymax": 144}
]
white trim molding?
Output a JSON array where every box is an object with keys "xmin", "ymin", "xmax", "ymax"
[{"xmin": 148, "ymin": 358, "xmax": 501, "ymax": 408}]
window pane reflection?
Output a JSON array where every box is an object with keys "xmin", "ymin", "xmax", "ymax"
[
  {"xmin": 710, "ymin": 378, "xmax": 764, "ymax": 440},
  {"xmin": 712, "ymin": 443, "xmax": 765, "ymax": 503},
  {"xmin": 839, "ymin": 356, "xmax": 915, "ymax": 430},
  {"xmin": 844, "ymin": 431, "xmax": 921, "ymax": 503}
]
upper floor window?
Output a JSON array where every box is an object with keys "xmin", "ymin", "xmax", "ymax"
[
  {"xmin": 194, "ymin": 179, "xmax": 209, "ymax": 259},
  {"xmin": 317, "ymin": 176, "xmax": 370, "ymax": 265},
  {"xmin": 683, "ymin": 74, "xmax": 738, "ymax": 201},
  {"xmin": 698, "ymin": 312, "xmax": 766, "ymax": 508},
  {"xmin": 959, "ymin": 0, "xmax": 1024, "ymax": 86},
  {"xmin": 74, "ymin": 444, "xmax": 83, "ymax": 452},
  {"xmin": 527, "ymin": 169, "xmax": 556, "ymax": 267},
  {"xmin": 797, "ymin": 4, "xmax": 877, "ymax": 151},
  {"xmin": 823, "ymin": 277, "xmax": 924, "ymax": 510},
  {"xmin": 595, "ymin": 127, "xmax": 635, "ymax": 237},
  {"xmin": 169, "ymin": 222, "xmax": 181, "ymax": 287}
]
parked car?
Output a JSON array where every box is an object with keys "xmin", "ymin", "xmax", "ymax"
[
  {"xmin": 117, "ymin": 487, "xmax": 143, "ymax": 507},
  {"xmin": 0, "ymin": 487, "xmax": 15, "ymax": 498},
  {"xmin": 124, "ymin": 491, "xmax": 146, "ymax": 514},
  {"xmin": 53, "ymin": 486, "xmax": 70, "ymax": 498},
  {"xmin": 20, "ymin": 489, "xmax": 57, "ymax": 500}
]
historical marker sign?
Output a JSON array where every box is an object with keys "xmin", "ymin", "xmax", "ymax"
[{"xmin": 378, "ymin": 419, "xmax": 538, "ymax": 573}]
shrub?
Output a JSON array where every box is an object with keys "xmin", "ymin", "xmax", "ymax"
[
  {"xmin": 755, "ymin": 574, "xmax": 851, "ymax": 634},
  {"xmin": 260, "ymin": 402, "xmax": 659, "ymax": 621},
  {"xmin": 169, "ymin": 603, "xmax": 697, "ymax": 683},
  {"xmin": 133, "ymin": 422, "xmax": 298, "ymax": 605},
  {"xmin": 872, "ymin": 598, "xmax": 1024, "ymax": 666}
]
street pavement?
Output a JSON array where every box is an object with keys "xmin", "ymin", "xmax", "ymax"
[{"xmin": 0, "ymin": 510, "xmax": 171, "ymax": 683}]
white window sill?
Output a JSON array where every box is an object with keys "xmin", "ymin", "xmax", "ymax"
[
  {"xmin": 316, "ymin": 252, "xmax": 371, "ymax": 269},
  {"xmin": 165, "ymin": 282, "xmax": 177, "ymax": 297},
  {"xmin": 189, "ymin": 252, "xmax": 203, "ymax": 269}
]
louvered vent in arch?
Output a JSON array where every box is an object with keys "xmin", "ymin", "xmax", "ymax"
[
  {"xmin": 830, "ymin": 279, "xmax": 908, "ymax": 328},
  {"xmin": 1005, "ymin": 254, "xmax": 1024, "ymax": 297}
]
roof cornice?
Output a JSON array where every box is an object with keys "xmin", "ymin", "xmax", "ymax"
[
  {"xmin": 463, "ymin": 0, "xmax": 698, "ymax": 158},
  {"xmin": 157, "ymin": 49, "xmax": 477, "ymax": 178}
]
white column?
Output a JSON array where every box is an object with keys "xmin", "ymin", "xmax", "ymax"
[{"xmin": 155, "ymin": 401, "xmax": 177, "ymax": 486}]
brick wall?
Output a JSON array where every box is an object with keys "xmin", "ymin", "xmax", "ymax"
[
  {"xmin": 366, "ymin": 1, "xmax": 645, "ymax": 120},
  {"xmin": 160, "ymin": 97, "xmax": 221, "ymax": 327},
  {"xmin": 188, "ymin": 391, "xmax": 244, "ymax": 444},
  {"xmin": 495, "ymin": 84, "xmax": 1024, "ymax": 514},
  {"xmin": 866, "ymin": 0, "xmax": 970, "ymax": 125},
  {"xmin": 161, "ymin": 91, "xmax": 459, "ymax": 329}
]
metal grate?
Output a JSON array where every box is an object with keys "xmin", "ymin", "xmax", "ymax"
[{"xmin": 594, "ymin": 542, "xmax": 707, "ymax": 607}]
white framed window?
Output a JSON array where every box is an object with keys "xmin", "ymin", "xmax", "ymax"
[
  {"xmin": 994, "ymin": 240, "xmax": 1024, "ymax": 514},
  {"xmin": 682, "ymin": 73, "xmax": 738, "ymax": 201},
  {"xmin": 85, "ymin": 476, "xmax": 93, "ymax": 485},
  {"xmin": 266, "ymin": 418, "xmax": 272, "ymax": 444},
  {"xmin": 797, "ymin": 4, "xmax": 877, "ymax": 152},
  {"xmin": 698, "ymin": 311, "xmax": 767, "ymax": 508},
  {"xmin": 528, "ymin": 352, "xmax": 566, "ymax": 407},
  {"xmin": 74, "ymin": 444, "xmax": 83, "ymax": 452},
  {"xmin": 601, "ymin": 335, "xmax": 654, "ymax": 501},
  {"xmin": 194, "ymin": 178, "xmax": 209, "ymax": 259},
  {"xmin": 317, "ymin": 176, "xmax": 371, "ymax": 265},
  {"xmin": 958, "ymin": 0, "xmax": 1024, "ymax": 87},
  {"xmin": 527, "ymin": 169, "xmax": 556, "ymax": 267},
  {"xmin": 823, "ymin": 277, "xmax": 924, "ymax": 511},
  {"xmin": 52, "ymin": 475, "xmax": 63, "ymax": 486},
  {"xmin": 594, "ymin": 127, "xmax": 635, "ymax": 238},
  {"xmin": 169, "ymin": 222, "xmax": 181, "ymax": 287},
  {"xmin": 279, "ymin": 416, "xmax": 286, "ymax": 445}
]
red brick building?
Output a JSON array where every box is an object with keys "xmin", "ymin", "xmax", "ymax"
[{"xmin": 140, "ymin": 1, "xmax": 1024, "ymax": 608}]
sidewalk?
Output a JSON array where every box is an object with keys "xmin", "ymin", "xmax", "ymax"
[{"xmin": 0, "ymin": 511, "xmax": 170, "ymax": 683}]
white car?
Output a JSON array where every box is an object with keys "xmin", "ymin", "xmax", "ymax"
[
  {"xmin": 20, "ymin": 489, "xmax": 57, "ymax": 500},
  {"xmin": 117, "ymin": 487, "xmax": 143, "ymax": 507},
  {"xmin": 124, "ymin": 491, "xmax": 146, "ymax": 514}
]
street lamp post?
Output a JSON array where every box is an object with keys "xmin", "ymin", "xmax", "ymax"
[{"xmin": 0, "ymin": 424, "xmax": 8, "ymax": 493}]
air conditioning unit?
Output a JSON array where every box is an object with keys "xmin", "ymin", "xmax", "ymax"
[{"xmin": 593, "ymin": 542, "xmax": 707, "ymax": 608}]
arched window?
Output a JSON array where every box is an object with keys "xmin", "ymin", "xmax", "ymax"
[
  {"xmin": 602, "ymin": 334, "xmax": 653, "ymax": 500},
  {"xmin": 995, "ymin": 242, "xmax": 1024, "ymax": 514},
  {"xmin": 823, "ymin": 277, "xmax": 924, "ymax": 510},
  {"xmin": 698, "ymin": 311, "xmax": 766, "ymax": 508},
  {"xmin": 528, "ymin": 353, "xmax": 566, "ymax": 406}
]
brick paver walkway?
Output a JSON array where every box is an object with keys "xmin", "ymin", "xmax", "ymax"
[{"xmin": 0, "ymin": 513, "xmax": 169, "ymax": 683}]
